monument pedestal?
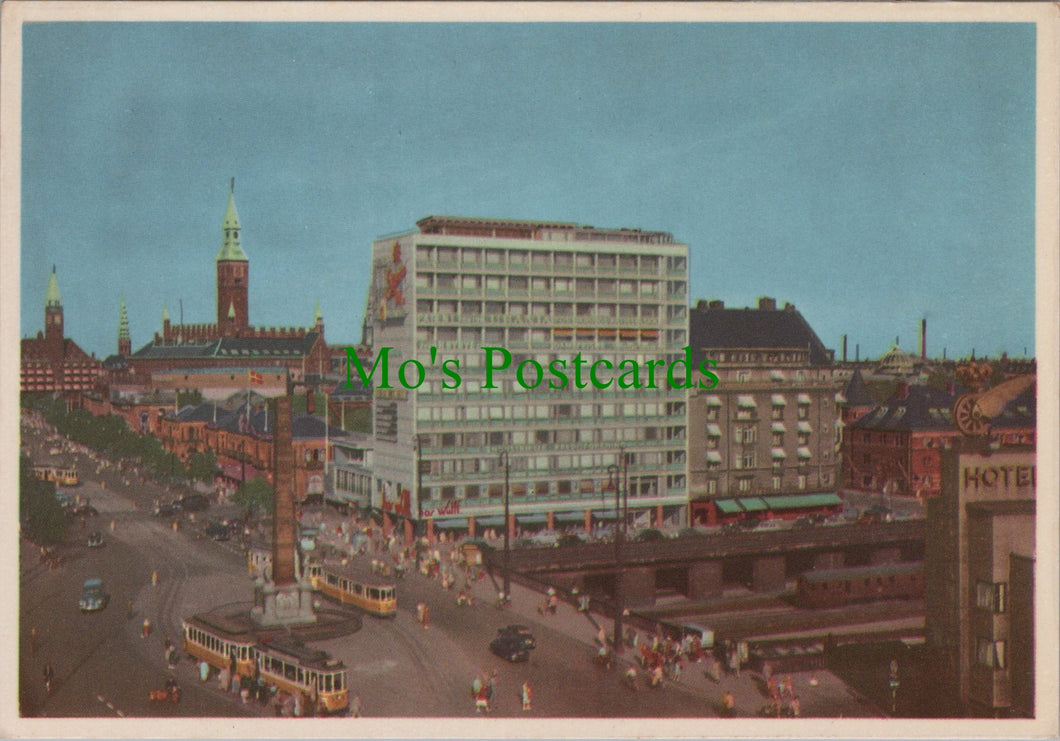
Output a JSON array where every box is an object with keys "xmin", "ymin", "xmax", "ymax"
[{"xmin": 250, "ymin": 577, "xmax": 317, "ymax": 627}]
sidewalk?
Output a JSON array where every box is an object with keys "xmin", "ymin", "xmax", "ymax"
[{"xmin": 463, "ymin": 564, "xmax": 883, "ymax": 718}]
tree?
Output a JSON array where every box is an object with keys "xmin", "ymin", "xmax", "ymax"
[
  {"xmin": 19, "ymin": 455, "xmax": 68, "ymax": 546},
  {"xmin": 187, "ymin": 450, "xmax": 218, "ymax": 484},
  {"xmin": 232, "ymin": 476, "xmax": 274, "ymax": 515}
]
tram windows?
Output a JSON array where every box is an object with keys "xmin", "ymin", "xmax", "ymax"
[
  {"xmin": 354, "ymin": 584, "xmax": 363, "ymax": 596},
  {"xmin": 285, "ymin": 664, "xmax": 297, "ymax": 681},
  {"xmin": 321, "ymin": 674, "xmax": 332, "ymax": 693}
]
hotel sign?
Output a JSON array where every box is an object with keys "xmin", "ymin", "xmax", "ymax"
[{"xmin": 962, "ymin": 465, "xmax": 1035, "ymax": 489}]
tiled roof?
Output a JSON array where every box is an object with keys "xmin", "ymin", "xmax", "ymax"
[
  {"xmin": 851, "ymin": 385, "xmax": 960, "ymax": 431},
  {"xmin": 842, "ymin": 369, "xmax": 876, "ymax": 407},
  {"xmin": 689, "ymin": 303, "xmax": 832, "ymax": 366},
  {"xmin": 131, "ymin": 332, "xmax": 320, "ymax": 360}
]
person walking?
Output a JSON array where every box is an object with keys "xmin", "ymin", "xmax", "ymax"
[
  {"xmin": 142, "ymin": 618, "xmax": 151, "ymax": 639},
  {"xmin": 151, "ymin": 570, "xmax": 159, "ymax": 587},
  {"xmin": 521, "ymin": 681, "xmax": 532, "ymax": 711},
  {"xmin": 721, "ymin": 690, "xmax": 735, "ymax": 717}
]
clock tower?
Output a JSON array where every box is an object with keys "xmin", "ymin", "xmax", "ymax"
[{"xmin": 216, "ymin": 180, "xmax": 249, "ymax": 337}]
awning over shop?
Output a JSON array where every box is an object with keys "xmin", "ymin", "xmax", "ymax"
[
  {"xmin": 772, "ymin": 423, "xmax": 786, "ymax": 433},
  {"xmin": 736, "ymin": 497, "xmax": 768, "ymax": 512},
  {"xmin": 771, "ymin": 394, "xmax": 787, "ymax": 406},
  {"xmin": 798, "ymin": 421, "xmax": 813, "ymax": 433},
  {"xmin": 591, "ymin": 510, "xmax": 619, "ymax": 521},
  {"xmin": 797, "ymin": 447, "xmax": 812, "ymax": 459},
  {"xmin": 737, "ymin": 395, "xmax": 757, "ymax": 408},
  {"xmin": 705, "ymin": 395, "xmax": 722, "ymax": 407},
  {"xmin": 476, "ymin": 516, "xmax": 506, "ymax": 528},
  {"xmin": 761, "ymin": 493, "xmax": 843, "ymax": 510},
  {"xmin": 516, "ymin": 513, "xmax": 549, "ymax": 526},
  {"xmin": 554, "ymin": 511, "xmax": 587, "ymax": 524},
  {"xmin": 771, "ymin": 448, "xmax": 787, "ymax": 460},
  {"xmin": 770, "ymin": 370, "xmax": 785, "ymax": 381},
  {"xmin": 797, "ymin": 394, "xmax": 812, "ymax": 405},
  {"xmin": 706, "ymin": 424, "xmax": 722, "ymax": 437},
  {"xmin": 433, "ymin": 518, "xmax": 467, "ymax": 530},
  {"xmin": 706, "ymin": 451, "xmax": 722, "ymax": 463},
  {"xmin": 714, "ymin": 499, "xmax": 742, "ymax": 514}
]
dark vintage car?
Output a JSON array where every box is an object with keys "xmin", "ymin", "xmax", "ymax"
[
  {"xmin": 153, "ymin": 501, "xmax": 180, "ymax": 517},
  {"xmin": 490, "ymin": 624, "xmax": 536, "ymax": 662},
  {"xmin": 177, "ymin": 494, "xmax": 209, "ymax": 512},
  {"xmin": 205, "ymin": 521, "xmax": 230, "ymax": 541},
  {"xmin": 86, "ymin": 531, "xmax": 105, "ymax": 548}
]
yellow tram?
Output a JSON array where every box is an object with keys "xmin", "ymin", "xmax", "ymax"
[
  {"xmin": 181, "ymin": 615, "xmax": 258, "ymax": 676},
  {"xmin": 256, "ymin": 639, "xmax": 348, "ymax": 714},
  {"xmin": 33, "ymin": 464, "xmax": 79, "ymax": 486},
  {"xmin": 304, "ymin": 562, "xmax": 397, "ymax": 618}
]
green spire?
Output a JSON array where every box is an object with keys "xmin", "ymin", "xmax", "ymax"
[
  {"xmin": 45, "ymin": 265, "xmax": 62, "ymax": 308},
  {"xmin": 228, "ymin": 301, "xmax": 236, "ymax": 319},
  {"xmin": 118, "ymin": 295, "xmax": 130, "ymax": 341},
  {"xmin": 314, "ymin": 299, "xmax": 322, "ymax": 323},
  {"xmin": 215, "ymin": 179, "xmax": 248, "ymax": 262},
  {"xmin": 162, "ymin": 303, "xmax": 169, "ymax": 322}
]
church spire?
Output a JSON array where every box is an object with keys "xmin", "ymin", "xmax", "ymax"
[{"xmin": 118, "ymin": 295, "xmax": 131, "ymax": 357}]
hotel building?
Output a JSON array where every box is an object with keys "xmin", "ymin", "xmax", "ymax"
[{"xmin": 344, "ymin": 215, "xmax": 689, "ymax": 540}]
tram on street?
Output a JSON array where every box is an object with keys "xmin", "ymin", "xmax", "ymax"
[
  {"xmin": 33, "ymin": 464, "xmax": 79, "ymax": 486},
  {"xmin": 255, "ymin": 638, "xmax": 349, "ymax": 714},
  {"xmin": 181, "ymin": 614, "xmax": 258, "ymax": 676},
  {"xmin": 181, "ymin": 615, "xmax": 350, "ymax": 714},
  {"xmin": 304, "ymin": 561, "xmax": 397, "ymax": 618}
]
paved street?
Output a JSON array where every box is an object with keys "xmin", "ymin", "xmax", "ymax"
[{"xmin": 20, "ymin": 414, "xmax": 882, "ymax": 720}]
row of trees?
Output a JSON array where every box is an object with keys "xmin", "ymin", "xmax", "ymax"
[
  {"xmin": 20, "ymin": 454, "xmax": 68, "ymax": 546},
  {"xmin": 24, "ymin": 395, "xmax": 217, "ymax": 486}
]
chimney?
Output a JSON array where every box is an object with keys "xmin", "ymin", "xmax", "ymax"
[
  {"xmin": 841, "ymin": 335, "xmax": 848, "ymax": 363},
  {"xmin": 695, "ymin": 299, "xmax": 710, "ymax": 312},
  {"xmin": 758, "ymin": 296, "xmax": 776, "ymax": 311},
  {"xmin": 856, "ymin": 344, "xmax": 860, "ymax": 362},
  {"xmin": 920, "ymin": 318, "xmax": 927, "ymax": 360},
  {"xmin": 708, "ymin": 300, "xmax": 725, "ymax": 310},
  {"xmin": 784, "ymin": 302, "xmax": 795, "ymax": 313}
]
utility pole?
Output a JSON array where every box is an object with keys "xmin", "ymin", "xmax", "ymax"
[{"xmin": 609, "ymin": 448, "xmax": 628, "ymax": 655}]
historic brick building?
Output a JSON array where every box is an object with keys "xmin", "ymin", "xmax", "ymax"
[
  {"xmin": 20, "ymin": 267, "xmax": 103, "ymax": 398},
  {"xmin": 687, "ymin": 297, "xmax": 844, "ymax": 525},
  {"xmin": 843, "ymin": 381, "xmax": 1035, "ymax": 498},
  {"xmin": 116, "ymin": 184, "xmax": 330, "ymax": 389}
]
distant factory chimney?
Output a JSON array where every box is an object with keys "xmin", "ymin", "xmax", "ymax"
[{"xmin": 920, "ymin": 318, "xmax": 927, "ymax": 360}]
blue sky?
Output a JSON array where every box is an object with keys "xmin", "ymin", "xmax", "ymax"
[{"xmin": 20, "ymin": 21, "xmax": 1037, "ymax": 361}]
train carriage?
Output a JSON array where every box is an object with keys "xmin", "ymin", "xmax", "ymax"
[{"xmin": 796, "ymin": 561, "xmax": 924, "ymax": 608}]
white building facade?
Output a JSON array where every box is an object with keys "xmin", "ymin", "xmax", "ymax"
[{"xmin": 358, "ymin": 216, "xmax": 690, "ymax": 539}]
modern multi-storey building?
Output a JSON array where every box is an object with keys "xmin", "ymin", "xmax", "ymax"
[
  {"xmin": 925, "ymin": 444, "xmax": 1036, "ymax": 717},
  {"xmin": 350, "ymin": 215, "xmax": 689, "ymax": 541},
  {"xmin": 686, "ymin": 297, "xmax": 843, "ymax": 524}
]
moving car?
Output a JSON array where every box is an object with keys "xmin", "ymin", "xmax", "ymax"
[
  {"xmin": 86, "ymin": 531, "xmax": 104, "ymax": 548},
  {"xmin": 205, "ymin": 521, "xmax": 230, "ymax": 541},
  {"xmin": 490, "ymin": 624, "xmax": 536, "ymax": 661},
  {"xmin": 178, "ymin": 494, "xmax": 209, "ymax": 512},
  {"xmin": 79, "ymin": 578, "xmax": 108, "ymax": 612},
  {"xmin": 153, "ymin": 502, "xmax": 179, "ymax": 517}
]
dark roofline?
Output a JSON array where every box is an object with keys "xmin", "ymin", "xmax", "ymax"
[{"xmin": 966, "ymin": 499, "xmax": 1035, "ymax": 517}]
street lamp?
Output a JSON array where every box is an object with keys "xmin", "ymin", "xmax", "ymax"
[
  {"xmin": 499, "ymin": 450, "xmax": 511, "ymax": 601},
  {"xmin": 608, "ymin": 450, "xmax": 628, "ymax": 655}
]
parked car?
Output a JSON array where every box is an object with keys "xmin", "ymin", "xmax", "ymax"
[
  {"xmin": 67, "ymin": 504, "xmax": 99, "ymax": 519},
  {"xmin": 79, "ymin": 578, "xmax": 108, "ymax": 612},
  {"xmin": 86, "ymin": 531, "xmax": 105, "ymax": 548}
]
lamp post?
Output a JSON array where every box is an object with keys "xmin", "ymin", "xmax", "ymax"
[
  {"xmin": 499, "ymin": 451, "xmax": 511, "ymax": 600},
  {"xmin": 608, "ymin": 450, "xmax": 628, "ymax": 655}
]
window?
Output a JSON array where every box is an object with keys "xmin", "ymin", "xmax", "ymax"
[
  {"xmin": 706, "ymin": 406, "xmax": 718, "ymax": 421},
  {"xmin": 738, "ymin": 426, "xmax": 756, "ymax": 444},
  {"xmin": 976, "ymin": 581, "xmax": 1007, "ymax": 613},
  {"xmin": 737, "ymin": 371, "xmax": 749, "ymax": 383},
  {"xmin": 772, "ymin": 406, "xmax": 784, "ymax": 421},
  {"xmin": 797, "ymin": 474, "xmax": 807, "ymax": 490},
  {"xmin": 706, "ymin": 480, "xmax": 717, "ymax": 495},
  {"xmin": 976, "ymin": 638, "xmax": 1006, "ymax": 669},
  {"xmin": 741, "ymin": 452, "xmax": 756, "ymax": 469},
  {"xmin": 798, "ymin": 404, "xmax": 810, "ymax": 420},
  {"xmin": 772, "ymin": 476, "xmax": 781, "ymax": 490},
  {"xmin": 737, "ymin": 478, "xmax": 752, "ymax": 492}
]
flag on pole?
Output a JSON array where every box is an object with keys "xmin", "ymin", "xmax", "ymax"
[{"xmin": 249, "ymin": 370, "xmax": 264, "ymax": 386}]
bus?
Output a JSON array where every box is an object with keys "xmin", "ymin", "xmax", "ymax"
[
  {"xmin": 33, "ymin": 464, "xmax": 79, "ymax": 486},
  {"xmin": 256, "ymin": 638, "xmax": 348, "ymax": 714},
  {"xmin": 304, "ymin": 561, "xmax": 397, "ymax": 618},
  {"xmin": 181, "ymin": 615, "xmax": 258, "ymax": 677}
]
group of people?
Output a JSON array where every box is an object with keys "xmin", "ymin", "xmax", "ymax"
[
  {"xmin": 472, "ymin": 669, "xmax": 533, "ymax": 714},
  {"xmin": 762, "ymin": 673, "xmax": 801, "ymax": 717}
]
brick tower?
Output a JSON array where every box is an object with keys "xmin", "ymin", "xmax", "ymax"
[{"xmin": 216, "ymin": 179, "xmax": 249, "ymax": 337}]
